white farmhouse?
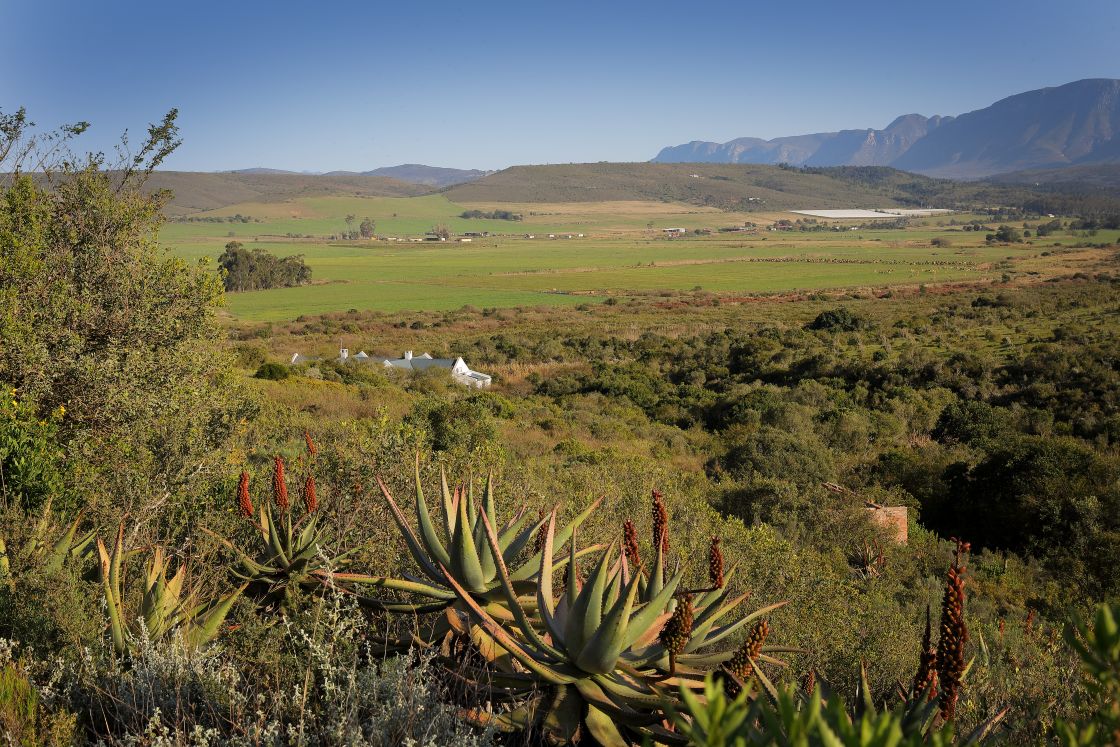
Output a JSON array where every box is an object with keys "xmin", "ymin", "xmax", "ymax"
[
  {"xmin": 288, "ymin": 347, "xmax": 492, "ymax": 388},
  {"xmin": 382, "ymin": 350, "xmax": 492, "ymax": 388}
]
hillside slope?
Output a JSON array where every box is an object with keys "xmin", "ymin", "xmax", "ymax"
[
  {"xmin": 148, "ymin": 172, "xmax": 429, "ymax": 214},
  {"xmin": 356, "ymin": 164, "xmax": 491, "ymax": 187},
  {"xmin": 987, "ymin": 164, "xmax": 1120, "ymax": 194},
  {"xmin": 443, "ymin": 162, "xmax": 931, "ymax": 210}
]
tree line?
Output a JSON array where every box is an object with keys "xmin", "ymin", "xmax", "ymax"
[{"xmin": 217, "ymin": 241, "xmax": 311, "ymax": 291}]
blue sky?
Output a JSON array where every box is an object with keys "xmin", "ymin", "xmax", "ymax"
[{"xmin": 3, "ymin": 0, "xmax": 1118, "ymax": 171}]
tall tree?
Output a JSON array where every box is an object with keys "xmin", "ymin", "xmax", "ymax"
[{"xmin": 0, "ymin": 108, "xmax": 254, "ymax": 519}]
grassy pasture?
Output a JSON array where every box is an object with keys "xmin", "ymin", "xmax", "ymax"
[{"xmin": 160, "ymin": 193, "xmax": 1117, "ymax": 322}]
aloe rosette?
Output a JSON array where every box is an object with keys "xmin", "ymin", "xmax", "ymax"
[
  {"xmin": 332, "ymin": 461, "xmax": 602, "ymax": 618},
  {"xmin": 444, "ymin": 509, "xmax": 793, "ymax": 746},
  {"xmin": 98, "ymin": 523, "xmax": 245, "ymax": 654}
]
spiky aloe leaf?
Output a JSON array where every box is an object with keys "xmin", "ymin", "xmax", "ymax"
[
  {"xmin": 440, "ymin": 468, "xmax": 457, "ymax": 539},
  {"xmin": 460, "ymin": 704, "xmax": 538, "ymax": 733},
  {"xmin": 540, "ymin": 685, "xmax": 584, "ymax": 744},
  {"xmin": 620, "ymin": 569, "xmax": 682, "ymax": 650},
  {"xmin": 201, "ymin": 528, "xmax": 280, "ymax": 577},
  {"xmin": 450, "ymin": 488, "xmax": 489, "ymax": 593},
  {"xmin": 43, "ymin": 512, "xmax": 88, "ymax": 574},
  {"xmin": 592, "ymin": 668, "xmax": 668, "ymax": 708},
  {"xmin": 584, "ymin": 703, "xmax": 628, "ymax": 747},
  {"xmin": 262, "ymin": 505, "xmax": 291, "ymax": 568},
  {"xmin": 296, "ymin": 515, "xmax": 320, "ymax": 553},
  {"xmin": 413, "ymin": 458, "xmax": 451, "ymax": 568},
  {"xmin": 326, "ymin": 572, "xmax": 457, "ymax": 601},
  {"xmin": 575, "ymin": 677, "xmax": 666, "ymax": 727},
  {"xmin": 498, "ymin": 512, "xmax": 541, "ymax": 564},
  {"xmin": 439, "ymin": 562, "xmax": 575, "ymax": 685},
  {"xmin": 457, "ymin": 614, "xmax": 518, "ymax": 673},
  {"xmin": 377, "ymin": 475, "xmax": 443, "ymax": 584},
  {"xmin": 536, "ymin": 511, "xmax": 568, "ymax": 647},
  {"xmin": 510, "ymin": 496, "xmax": 603, "ymax": 582},
  {"xmin": 698, "ymin": 600, "xmax": 790, "ymax": 650},
  {"xmin": 142, "ymin": 549, "xmax": 173, "ymax": 636},
  {"xmin": 684, "ymin": 590, "xmax": 750, "ymax": 653},
  {"xmin": 750, "ymin": 658, "xmax": 781, "ymax": 702},
  {"xmin": 565, "ymin": 543, "xmax": 617, "ymax": 659},
  {"xmin": 482, "ymin": 473, "xmax": 498, "ymax": 536},
  {"xmin": 576, "ymin": 570, "xmax": 642, "ymax": 674},
  {"xmin": 97, "ymin": 525, "xmax": 127, "ymax": 655},
  {"xmin": 186, "ymin": 582, "xmax": 247, "ymax": 649},
  {"xmin": 0, "ymin": 538, "xmax": 11, "ymax": 590},
  {"xmin": 477, "ymin": 508, "xmax": 566, "ymax": 660}
]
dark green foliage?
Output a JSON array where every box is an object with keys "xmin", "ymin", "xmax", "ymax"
[
  {"xmin": 253, "ymin": 362, "xmax": 290, "ymax": 380},
  {"xmin": 807, "ymin": 307, "xmax": 868, "ymax": 332},
  {"xmin": 359, "ymin": 216, "xmax": 375, "ymax": 238},
  {"xmin": 715, "ymin": 426, "xmax": 834, "ymax": 485},
  {"xmin": 459, "ymin": 209, "xmax": 521, "ymax": 220},
  {"xmin": 217, "ymin": 241, "xmax": 311, "ymax": 291},
  {"xmin": 987, "ymin": 225, "xmax": 1024, "ymax": 243},
  {"xmin": 406, "ymin": 396, "xmax": 500, "ymax": 457},
  {"xmin": 942, "ymin": 436, "xmax": 1119, "ymax": 591},
  {"xmin": 932, "ymin": 401, "xmax": 1012, "ymax": 446}
]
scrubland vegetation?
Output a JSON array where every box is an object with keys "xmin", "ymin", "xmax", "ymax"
[{"xmin": 2, "ymin": 109, "xmax": 1120, "ymax": 745}]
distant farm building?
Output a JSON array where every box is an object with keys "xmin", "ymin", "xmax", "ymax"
[
  {"xmin": 289, "ymin": 348, "xmax": 492, "ymax": 388},
  {"xmin": 382, "ymin": 351, "xmax": 492, "ymax": 388},
  {"xmin": 663, "ymin": 227, "xmax": 686, "ymax": 235}
]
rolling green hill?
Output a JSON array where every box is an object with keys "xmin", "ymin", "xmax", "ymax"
[
  {"xmin": 443, "ymin": 162, "xmax": 915, "ymax": 210},
  {"xmin": 443, "ymin": 162, "xmax": 1104, "ymax": 212},
  {"xmin": 147, "ymin": 171, "xmax": 430, "ymax": 215}
]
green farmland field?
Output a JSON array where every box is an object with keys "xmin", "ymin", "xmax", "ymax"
[{"xmin": 160, "ymin": 193, "xmax": 1117, "ymax": 322}]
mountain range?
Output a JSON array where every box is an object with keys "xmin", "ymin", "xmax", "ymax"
[{"xmin": 653, "ymin": 79, "xmax": 1120, "ymax": 178}]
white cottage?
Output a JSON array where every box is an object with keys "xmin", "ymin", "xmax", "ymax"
[{"xmin": 382, "ymin": 351, "xmax": 492, "ymax": 388}]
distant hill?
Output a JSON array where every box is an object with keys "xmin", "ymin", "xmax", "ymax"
[
  {"xmin": 354, "ymin": 164, "xmax": 491, "ymax": 187},
  {"xmin": 148, "ymin": 172, "xmax": 429, "ymax": 214},
  {"xmin": 987, "ymin": 164, "xmax": 1120, "ymax": 194},
  {"xmin": 445, "ymin": 162, "xmax": 942, "ymax": 210},
  {"xmin": 225, "ymin": 168, "xmax": 304, "ymax": 175},
  {"xmin": 654, "ymin": 79, "xmax": 1120, "ymax": 179},
  {"xmin": 222, "ymin": 165, "xmax": 489, "ymax": 186},
  {"xmin": 445, "ymin": 162, "xmax": 1120, "ymax": 215}
]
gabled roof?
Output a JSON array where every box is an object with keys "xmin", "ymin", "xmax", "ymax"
[{"xmin": 383, "ymin": 354, "xmax": 459, "ymax": 371}]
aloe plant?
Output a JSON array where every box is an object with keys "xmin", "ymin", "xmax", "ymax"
[
  {"xmin": 97, "ymin": 523, "xmax": 245, "ymax": 654},
  {"xmin": 207, "ymin": 453, "xmax": 356, "ymax": 607},
  {"xmin": 439, "ymin": 500, "xmax": 792, "ymax": 746},
  {"xmin": 0, "ymin": 499, "xmax": 95, "ymax": 591},
  {"xmin": 334, "ymin": 461, "xmax": 601, "ymax": 617}
]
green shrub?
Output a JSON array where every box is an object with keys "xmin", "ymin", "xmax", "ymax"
[
  {"xmin": 0, "ymin": 388, "xmax": 66, "ymax": 512},
  {"xmin": 253, "ymin": 361, "xmax": 290, "ymax": 380},
  {"xmin": 807, "ymin": 307, "xmax": 868, "ymax": 332}
]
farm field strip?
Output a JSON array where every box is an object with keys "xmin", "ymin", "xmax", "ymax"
[{"xmin": 161, "ymin": 193, "xmax": 1112, "ymax": 321}]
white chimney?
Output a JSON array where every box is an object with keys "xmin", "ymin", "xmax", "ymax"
[{"xmin": 404, "ymin": 350, "xmax": 413, "ymax": 360}]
